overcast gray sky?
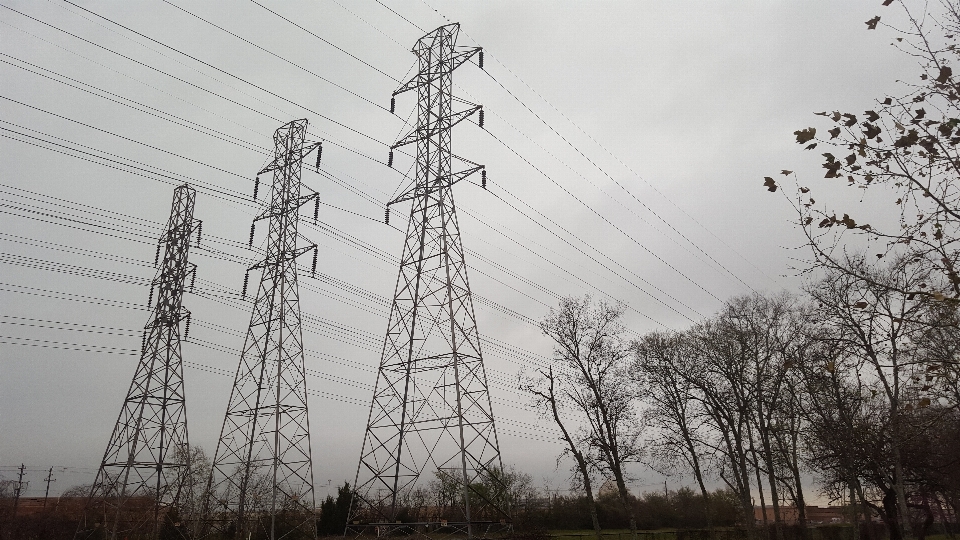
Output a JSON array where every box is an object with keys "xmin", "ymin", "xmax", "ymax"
[{"xmin": 1, "ymin": 0, "xmax": 917, "ymax": 500}]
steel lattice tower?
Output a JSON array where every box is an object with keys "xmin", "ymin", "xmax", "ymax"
[
  {"xmin": 206, "ymin": 119, "xmax": 320, "ymax": 540},
  {"xmin": 82, "ymin": 183, "xmax": 200, "ymax": 540},
  {"xmin": 348, "ymin": 23, "xmax": 510, "ymax": 539}
]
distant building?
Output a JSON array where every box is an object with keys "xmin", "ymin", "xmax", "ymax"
[
  {"xmin": 1, "ymin": 496, "xmax": 156, "ymax": 519},
  {"xmin": 598, "ymin": 480, "xmax": 620, "ymax": 498},
  {"xmin": 754, "ymin": 505, "xmax": 852, "ymax": 525}
]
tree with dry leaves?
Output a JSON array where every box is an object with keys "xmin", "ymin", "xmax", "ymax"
[
  {"xmin": 769, "ymin": 0, "xmax": 960, "ymax": 308},
  {"xmin": 805, "ymin": 256, "xmax": 941, "ymax": 540}
]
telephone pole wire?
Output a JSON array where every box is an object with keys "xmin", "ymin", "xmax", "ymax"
[
  {"xmin": 13, "ymin": 463, "xmax": 26, "ymax": 516},
  {"xmin": 43, "ymin": 467, "xmax": 56, "ymax": 509}
]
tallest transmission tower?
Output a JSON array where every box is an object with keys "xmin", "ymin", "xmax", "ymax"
[{"xmin": 348, "ymin": 23, "xmax": 510, "ymax": 539}]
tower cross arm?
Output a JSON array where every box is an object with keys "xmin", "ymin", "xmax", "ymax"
[
  {"xmin": 387, "ymin": 163, "xmax": 484, "ymax": 206},
  {"xmin": 247, "ymin": 244, "xmax": 315, "ymax": 272},
  {"xmin": 257, "ymin": 141, "xmax": 322, "ymax": 175},
  {"xmin": 392, "ymin": 47, "xmax": 482, "ymax": 97},
  {"xmin": 392, "ymin": 105, "xmax": 482, "ymax": 150},
  {"xmin": 253, "ymin": 192, "xmax": 318, "ymax": 223}
]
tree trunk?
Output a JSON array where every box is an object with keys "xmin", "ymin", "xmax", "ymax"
[
  {"xmin": 613, "ymin": 475, "xmax": 638, "ymax": 540},
  {"xmin": 754, "ymin": 455, "xmax": 770, "ymax": 540},
  {"xmin": 890, "ymin": 411, "xmax": 913, "ymax": 540},
  {"xmin": 760, "ymin": 431, "xmax": 785, "ymax": 540},
  {"xmin": 688, "ymin": 445, "xmax": 713, "ymax": 532},
  {"xmin": 850, "ymin": 482, "xmax": 860, "ymax": 540},
  {"xmin": 582, "ymin": 464, "xmax": 602, "ymax": 540}
]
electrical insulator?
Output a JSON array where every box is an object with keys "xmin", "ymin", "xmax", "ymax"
[
  {"xmin": 147, "ymin": 286, "xmax": 155, "ymax": 309},
  {"xmin": 482, "ymin": 169, "xmax": 487, "ymax": 189},
  {"xmin": 184, "ymin": 314, "xmax": 192, "ymax": 340},
  {"xmin": 154, "ymin": 242, "xmax": 162, "ymax": 266},
  {"xmin": 141, "ymin": 332, "xmax": 147, "ymax": 354},
  {"xmin": 388, "ymin": 150, "xmax": 394, "ymax": 168},
  {"xmin": 479, "ymin": 50, "xmax": 484, "ymax": 69},
  {"xmin": 249, "ymin": 222, "xmax": 256, "ymax": 247},
  {"xmin": 316, "ymin": 145, "xmax": 322, "ymax": 170},
  {"xmin": 311, "ymin": 246, "xmax": 318, "ymax": 278},
  {"xmin": 479, "ymin": 109, "xmax": 484, "ymax": 128},
  {"xmin": 242, "ymin": 272, "xmax": 250, "ymax": 299},
  {"xmin": 253, "ymin": 176, "xmax": 259, "ymax": 201},
  {"xmin": 313, "ymin": 197, "xmax": 319, "ymax": 225},
  {"xmin": 190, "ymin": 267, "xmax": 197, "ymax": 290},
  {"xmin": 385, "ymin": 206, "xmax": 390, "ymax": 225},
  {"xmin": 195, "ymin": 220, "xmax": 203, "ymax": 245},
  {"xmin": 390, "ymin": 96, "xmax": 396, "ymax": 114}
]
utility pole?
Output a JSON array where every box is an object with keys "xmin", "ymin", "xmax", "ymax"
[
  {"xmin": 82, "ymin": 184, "xmax": 200, "ymax": 540},
  {"xmin": 348, "ymin": 23, "xmax": 510, "ymax": 539},
  {"xmin": 13, "ymin": 463, "xmax": 26, "ymax": 516},
  {"xmin": 43, "ymin": 467, "xmax": 56, "ymax": 509},
  {"xmin": 206, "ymin": 119, "xmax": 321, "ymax": 540}
]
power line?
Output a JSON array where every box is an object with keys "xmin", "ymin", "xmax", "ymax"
[
  {"xmin": 244, "ymin": 0, "xmax": 398, "ymax": 81},
  {"xmin": 3, "ymin": 5, "xmax": 708, "ymax": 330},
  {"xmin": 73, "ymin": 0, "xmax": 729, "ymax": 316},
  {"xmin": 0, "ymin": 53, "xmax": 271, "ymax": 154},
  {"xmin": 420, "ymin": 0, "xmax": 777, "ymax": 288},
  {"xmin": 0, "ymin": 97, "xmax": 249, "ymax": 181},
  {"xmin": 15, "ymin": 1, "xmax": 389, "ymax": 148},
  {"xmin": 158, "ymin": 0, "xmax": 389, "ymax": 110},
  {"xmin": 0, "ymin": 329, "xmax": 559, "ymax": 444}
]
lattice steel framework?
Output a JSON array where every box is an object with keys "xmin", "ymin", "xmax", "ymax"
[
  {"xmin": 348, "ymin": 23, "xmax": 510, "ymax": 539},
  {"xmin": 81, "ymin": 183, "xmax": 200, "ymax": 540},
  {"xmin": 206, "ymin": 119, "xmax": 320, "ymax": 540}
]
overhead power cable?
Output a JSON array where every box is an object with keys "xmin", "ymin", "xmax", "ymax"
[
  {"xmin": 157, "ymin": 0, "xmax": 389, "ymax": 110},
  {"xmin": 417, "ymin": 0, "xmax": 776, "ymax": 288},
  {"xmin": 0, "ymin": 311, "xmax": 560, "ymax": 439},
  {"xmin": 9, "ymin": 1, "xmax": 389, "ymax": 147},
  {"xmin": 0, "ymin": 214, "xmax": 556, "ymax": 381},
  {"xmin": 0, "ymin": 53, "xmax": 270, "ymax": 154},
  {"xmin": 0, "ymin": 108, "xmax": 247, "ymax": 181},
  {"xmin": 0, "ymin": 13, "xmax": 394, "ymax": 167},
  {"xmin": 244, "ymin": 0, "xmax": 398, "ymax": 81},
  {"xmin": 5, "ymin": 6, "xmax": 704, "ymax": 326},
  {"xmin": 246, "ymin": 0, "xmax": 715, "ymax": 318}
]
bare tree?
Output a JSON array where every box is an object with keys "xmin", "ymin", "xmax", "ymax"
[
  {"xmin": 539, "ymin": 296, "xmax": 643, "ymax": 540},
  {"xmin": 522, "ymin": 366, "xmax": 602, "ymax": 540},
  {"xmin": 631, "ymin": 331, "xmax": 714, "ymax": 529},
  {"xmin": 806, "ymin": 256, "xmax": 933, "ymax": 539}
]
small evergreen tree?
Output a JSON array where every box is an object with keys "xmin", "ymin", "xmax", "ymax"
[{"xmin": 317, "ymin": 482, "xmax": 353, "ymax": 537}]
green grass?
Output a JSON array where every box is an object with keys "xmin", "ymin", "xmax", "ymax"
[{"xmin": 547, "ymin": 530, "xmax": 680, "ymax": 540}]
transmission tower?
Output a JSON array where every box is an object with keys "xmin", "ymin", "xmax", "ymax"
[
  {"xmin": 348, "ymin": 23, "xmax": 510, "ymax": 539},
  {"xmin": 206, "ymin": 119, "xmax": 321, "ymax": 540},
  {"xmin": 81, "ymin": 183, "xmax": 200, "ymax": 539}
]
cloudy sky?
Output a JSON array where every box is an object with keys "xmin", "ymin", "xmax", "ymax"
[{"xmin": 1, "ymin": 0, "xmax": 917, "ymax": 500}]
